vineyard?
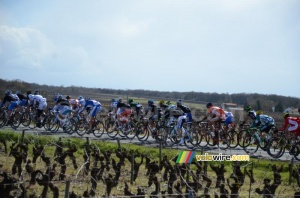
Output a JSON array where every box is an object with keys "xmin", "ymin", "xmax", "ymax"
[{"xmin": 0, "ymin": 129, "xmax": 300, "ymax": 197}]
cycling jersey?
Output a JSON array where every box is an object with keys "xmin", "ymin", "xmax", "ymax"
[
  {"xmin": 177, "ymin": 104, "xmax": 192, "ymax": 122},
  {"xmin": 279, "ymin": 117, "xmax": 300, "ymax": 136},
  {"xmin": 85, "ymin": 99, "xmax": 102, "ymax": 117},
  {"xmin": 28, "ymin": 94, "xmax": 47, "ymax": 111},
  {"xmin": 206, "ymin": 106, "xmax": 225, "ymax": 122},
  {"xmin": 251, "ymin": 114, "xmax": 275, "ymax": 132},
  {"xmin": 0, "ymin": 95, "xmax": 18, "ymax": 108},
  {"xmin": 224, "ymin": 111, "xmax": 234, "ymax": 125}
]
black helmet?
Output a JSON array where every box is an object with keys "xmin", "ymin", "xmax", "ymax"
[
  {"xmin": 34, "ymin": 90, "xmax": 39, "ymax": 95},
  {"xmin": 206, "ymin": 102, "xmax": 213, "ymax": 108}
]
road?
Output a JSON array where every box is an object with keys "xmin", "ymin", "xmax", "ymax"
[{"xmin": 0, "ymin": 125, "xmax": 297, "ymax": 163}]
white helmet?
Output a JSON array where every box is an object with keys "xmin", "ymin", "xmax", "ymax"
[{"xmin": 28, "ymin": 94, "xmax": 34, "ymax": 100}]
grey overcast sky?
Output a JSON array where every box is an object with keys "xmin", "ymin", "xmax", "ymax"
[{"xmin": 0, "ymin": 0, "xmax": 299, "ymax": 98}]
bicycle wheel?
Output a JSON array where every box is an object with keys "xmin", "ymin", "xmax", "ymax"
[
  {"xmin": 207, "ymin": 131, "xmax": 218, "ymax": 146},
  {"xmin": 293, "ymin": 143, "xmax": 300, "ymax": 161},
  {"xmin": 184, "ymin": 129, "xmax": 199, "ymax": 149},
  {"xmin": 10, "ymin": 112, "xmax": 21, "ymax": 129},
  {"xmin": 226, "ymin": 130, "xmax": 239, "ymax": 149},
  {"xmin": 135, "ymin": 122, "xmax": 149, "ymax": 142},
  {"xmin": 93, "ymin": 120, "xmax": 105, "ymax": 138},
  {"xmin": 62, "ymin": 119, "xmax": 74, "ymax": 134},
  {"xmin": 154, "ymin": 126, "xmax": 167, "ymax": 142},
  {"xmin": 242, "ymin": 134, "xmax": 259, "ymax": 154},
  {"xmin": 28, "ymin": 113, "xmax": 38, "ymax": 129},
  {"xmin": 105, "ymin": 119, "xmax": 119, "ymax": 139},
  {"xmin": 238, "ymin": 130, "xmax": 248, "ymax": 147},
  {"xmin": 123, "ymin": 122, "xmax": 136, "ymax": 140},
  {"xmin": 197, "ymin": 129, "xmax": 209, "ymax": 148},
  {"xmin": 45, "ymin": 115, "xmax": 59, "ymax": 133},
  {"xmin": 0, "ymin": 112, "xmax": 8, "ymax": 128},
  {"xmin": 21, "ymin": 112, "xmax": 31, "ymax": 127},
  {"xmin": 266, "ymin": 137, "xmax": 285, "ymax": 159},
  {"xmin": 168, "ymin": 127, "xmax": 180, "ymax": 144}
]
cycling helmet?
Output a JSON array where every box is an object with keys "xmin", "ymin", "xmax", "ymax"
[
  {"xmin": 34, "ymin": 90, "xmax": 39, "ymax": 95},
  {"xmin": 78, "ymin": 96, "xmax": 84, "ymax": 100},
  {"xmin": 66, "ymin": 95, "xmax": 70, "ymax": 99},
  {"xmin": 57, "ymin": 95, "xmax": 63, "ymax": 100},
  {"xmin": 5, "ymin": 90, "xmax": 11, "ymax": 95},
  {"xmin": 128, "ymin": 98, "xmax": 134, "ymax": 103},
  {"xmin": 148, "ymin": 100, "xmax": 154, "ymax": 105},
  {"xmin": 159, "ymin": 100, "xmax": 165, "ymax": 105},
  {"xmin": 283, "ymin": 112, "xmax": 289, "ymax": 118},
  {"xmin": 111, "ymin": 98, "xmax": 116, "ymax": 102},
  {"xmin": 118, "ymin": 97, "xmax": 123, "ymax": 102},
  {"xmin": 176, "ymin": 99, "xmax": 182, "ymax": 105},
  {"xmin": 245, "ymin": 105, "xmax": 252, "ymax": 112},
  {"xmin": 16, "ymin": 90, "xmax": 22, "ymax": 95},
  {"xmin": 28, "ymin": 94, "xmax": 34, "ymax": 100},
  {"xmin": 206, "ymin": 102, "xmax": 213, "ymax": 108},
  {"xmin": 256, "ymin": 110, "xmax": 263, "ymax": 115}
]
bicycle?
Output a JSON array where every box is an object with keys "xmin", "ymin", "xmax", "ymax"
[
  {"xmin": 267, "ymin": 130, "xmax": 300, "ymax": 160},
  {"xmin": 239, "ymin": 127, "xmax": 273, "ymax": 155}
]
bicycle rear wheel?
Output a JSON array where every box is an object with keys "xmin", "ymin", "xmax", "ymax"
[
  {"xmin": 267, "ymin": 137, "xmax": 285, "ymax": 159},
  {"xmin": 123, "ymin": 122, "xmax": 136, "ymax": 140},
  {"xmin": 93, "ymin": 121, "xmax": 105, "ymax": 138},
  {"xmin": 105, "ymin": 120, "xmax": 119, "ymax": 139},
  {"xmin": 21, "ymin": 112, "xmax": 31, "ymax": 127}
]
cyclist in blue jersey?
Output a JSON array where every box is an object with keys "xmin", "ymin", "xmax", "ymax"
[
  {"xmin": 0, "ymin": 90, "xmax": 20, "ymax": 122},
  {"xmin": 83, "ymin": 98, "xmax": 102, "ymax": 133}
]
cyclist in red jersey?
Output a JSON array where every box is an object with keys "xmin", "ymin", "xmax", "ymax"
[{"xmin": 278, "ymin": 113, "xmax": 300, "ymax": 139}]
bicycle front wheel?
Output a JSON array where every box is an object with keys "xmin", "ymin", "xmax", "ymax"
[
  {"xmin": 184, "ymin": 129, "xmax": 199, "ymax": 149},
  {"xmin": 242, "ymin": 134, "xmax": 259, "ymax": 155}
]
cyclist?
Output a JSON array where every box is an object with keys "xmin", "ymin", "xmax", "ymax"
[
  {"xmin": 52, "ymin": 95, "xmax": 72, "ymax": 128},
  {"xmin": 224, "ymin": 110, "xmax": 235, "ymax": 131},
  {"xmin": 201, "ymin": 102, "xmax": 225, "ymax": 130},
  {"xmin": 66, "ymin": 96, "xmax": 79, "ymax": 111},
  {"xmin": 116, "ymin": 98, "xmax": 132, "ymax": 127},
  {"xmin": 16, "ymin": 91, "xmax": 29, "ymax": 107},
  {"xmin": 201, "ymin": 102, "xmax": 226, "ymax": 145},
  {"xmin": 0, "ymin": 90, "xmax": 20, "ymax": 123},
  {"xmin": 159, "ymin": 100, "xmax": 177, "ymax": 126},
  {"xmin": 81, "ymin": 98, "xmax": 102, "ymax": 133},
  {"xmin": 28, "ymin": 93, "xmax": 47, "ymax": 127},
  {"xmin": 278, "ymin": 112, "xmax": 300, "ymax": 140},
  {"xmin": 128, "ymin": 98, "xmax": 143, "ymax": 121},
  {"xmin": 145, "ymin": 100, "xmax": 159, "ymax": 135},
  {"xmin": 240, "ymin": 105, "xmax": 256, "ymax": 126},
  {"xmin": 250, "ymin": 110, "xmax": 275, "ymax": 140},
  {"xmin": 176, "ymin": 100, "xmax": 191, "ymax": 145}
]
